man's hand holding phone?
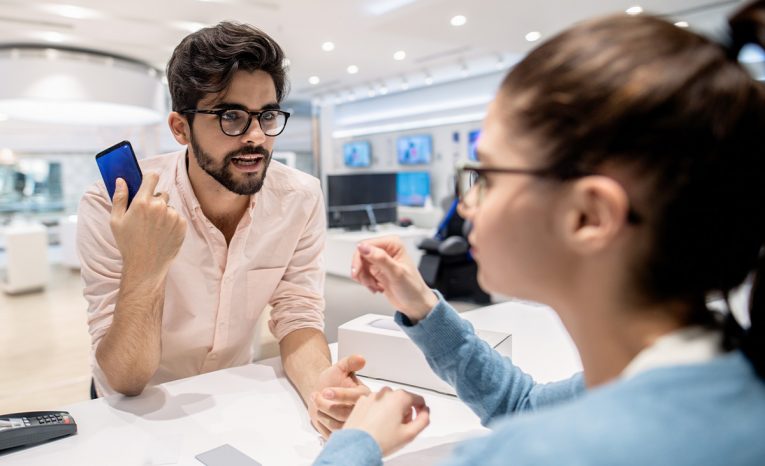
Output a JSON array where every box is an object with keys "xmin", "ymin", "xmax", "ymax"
[{"xmin": 109, "ymin": 172, "xmax": 187, "ymax": 277}]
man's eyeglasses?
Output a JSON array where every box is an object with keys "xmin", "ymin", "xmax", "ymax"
[
  {"xmin": 456, "ymin": 162, "xmax": 642, "ymax": 224},
  {"xmin": 180, "ymin": 108, "xmax": 291, "ymax": 137}
]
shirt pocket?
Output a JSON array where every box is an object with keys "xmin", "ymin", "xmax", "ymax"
[{"xmin": 246, "ymin": 267, "xmax": 286, "ymax": 320}]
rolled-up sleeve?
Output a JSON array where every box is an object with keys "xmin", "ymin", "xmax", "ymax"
[
  {"xmin": 76, "ymin": 183, "xmax": 122, "ymax": 350},
  {"xmin": 268, "ymin": 182, "xmax": 327, "ymax": 340}
]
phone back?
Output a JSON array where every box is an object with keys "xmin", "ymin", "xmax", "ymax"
[{"xmin": 95, "ymin": 141, "xmax": 143, "ymax": 206}]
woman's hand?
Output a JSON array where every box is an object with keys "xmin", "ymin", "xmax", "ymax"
[
  {"xmin": 343, "ymin": 387, "xmax": 431, "ymax": 457},
  {"xmin": 350, "ymin": 236, "xmax": 438, "ymax": 323}
]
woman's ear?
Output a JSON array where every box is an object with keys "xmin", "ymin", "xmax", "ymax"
[
  {"xmin": 168, "ymin": 112, "xmax": 190, "ymax": 145},
  {"xmin": 560, "ymin": 176, "xmax": 631, "ymax": 254}
]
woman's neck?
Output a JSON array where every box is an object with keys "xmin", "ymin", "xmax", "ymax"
[{"xmin": 555, "ymin": 292, "xmax": 689, "ymax": 388}]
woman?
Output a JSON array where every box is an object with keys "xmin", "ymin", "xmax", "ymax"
[{"xmin": 314, "ymin": 2, "xmax": 765, "ymax": 464}]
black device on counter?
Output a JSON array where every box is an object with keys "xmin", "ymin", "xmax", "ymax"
[{"xmin": 0, "ymin": 411, "xmax": 77, "ymax": 451}]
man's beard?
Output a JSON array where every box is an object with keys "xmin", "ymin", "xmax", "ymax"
[{"xmin": 189, "ymin": 132, "xmax": 272, "ymax": 195}]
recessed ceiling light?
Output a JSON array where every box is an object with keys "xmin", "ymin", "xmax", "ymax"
[
  {"xmin": 393, "ymin": 50, "xmax": 406, "ymax": 61},
  {"xmin": 626, "ymin": 6, "xmax": 643, "ymax": 15},
  {"xmin": 674, "ymin": 21, "xmax": 689, "ymax": 28},
  {"xmin": 37, "ymin": 32, "xmax": 66, "ymax": 44},
  {"xmin": 39, "ymin": 4, "xmax": 102, "ymax": 19},
  {"xmin": 347, "ymin": 65, "xmax": 359, "ymax": 74},
  {"xmin": 379, "ymin": 85, "xmax": 388, "ymax": 95},
  {"xmin": 525, "ymin": 31, "xmax": 541, "ymax": 42},
  {"xmin": 451, "ymin": 15, "xmax": 467, "ymax": 27},
  {"xmin": 424, "ymin": 75, "xmax": 434, "ymax": 86},
  {"xmin": 282, "ymin": 58, "xmax": 291, "ymax": 68},
  {"xmin": 308, "ymin": 76, "xmax": 320, "ymax": 85},
  {"xmin": 171, "ymin": 21, "xmax": 206, "ymax": 33},
  {"xmin": 322, "ymin": 41, "xmax": 335, "ymax": 52}
]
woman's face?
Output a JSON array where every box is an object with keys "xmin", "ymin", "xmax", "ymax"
[{"xmin": 465, "ymin": 98, "xmax": 571, "ymax": 301}]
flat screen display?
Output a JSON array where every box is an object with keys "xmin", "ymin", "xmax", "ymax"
[
  {"xmin": 397, "ymin": 172, "xmax": 430, "ymax": 207},
  {"xmin": 397, "ymin": 135, "xmax": 432, "ymax": 165},
  {"xmin": 468, "ymin": 130, "xmax": 481, "ymax": 161},
  {"xmin": 343, "ymin": 141, "xmax": 372, "ymax": 167},
  {"xmin": 327, "ymin": 173, "xmax": 397, "ymax": 229}
]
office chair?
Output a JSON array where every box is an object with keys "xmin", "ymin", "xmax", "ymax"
[{"xmin": 417, "ymin": 198, "xmax": 491, "ymax": 304}]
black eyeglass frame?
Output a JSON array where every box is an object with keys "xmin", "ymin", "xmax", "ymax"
[
  {"xmin": 456, "ymin": 162, "xmax": 642, "ymax": 225},
  {"xmin": 180, "ymin": 108, "xmax": 291, "ymax": 137}
]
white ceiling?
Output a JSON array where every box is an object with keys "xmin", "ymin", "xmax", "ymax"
[{"xmin": 0, "ymin": 0, "xmax": 746, "ymax": 101}]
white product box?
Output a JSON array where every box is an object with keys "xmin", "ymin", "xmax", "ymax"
[{"xmin": 338, "ymin": 313, "xmax": 512, "ymax": 395}]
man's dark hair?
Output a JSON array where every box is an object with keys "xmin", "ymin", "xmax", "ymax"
[{"xmin": 166, "ymin": 21, "xmax": 289, "ymax": 113}]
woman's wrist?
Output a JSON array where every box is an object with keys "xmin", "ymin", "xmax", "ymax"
[{"xmin": 404, "ymin": 290, "xmax": 439, "ymax": 324}]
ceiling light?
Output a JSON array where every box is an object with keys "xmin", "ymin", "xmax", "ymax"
[
  {"xmin": 282, "ymin": 58, "xmax": 291, "ymax": 68},
  {"xmin": 626, "ymin": 6, "xmax": 643, "ymax": 15},
  {"xmin": 424, "ymin": 75, "xmax": 433, "ymax": 86},
  {"xmin": 0, "ymin": 48, "xmax": 165, "ymax": 126},
  {"xmin": 322, "ymin": 41, "xmax": 335, "ymax": 52},
  {"xmin": 308, "ymin": 76, "xmax": 320, "ymax": 85},
  {"xmin": 379, "ymin": 85, "xmax": 388, "ymax": 95},
  {"xmin": 674, "ymin": 21, "xmax": 689, "ymax": 28},
  {"xmin": 39, "ymin": 4, "xmax": 102, "ymax": 20},
  {"xmin": 393, "ymin": 50, "xmax": 406, "ymax": 61},
  {"xmin": 347, "ymin": 65, "xmax": 359, "ymax": 74},
  {"xmin": 171, "ymin": 21, "xmax": 206, "ymax": 33},
  {"xmin": 38, "ymin": 32, "xmax": 67, "ymax": 44},
  {"xmin": 525, "ymin": 31, "xmax": 541, "ymax": 42},
  {"xmin": 450, "ymin": 15, "xmax": 467, "ymax": 27}
]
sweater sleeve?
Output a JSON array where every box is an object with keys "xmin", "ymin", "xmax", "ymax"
[
  {"xmin": 396, "ymin": 294, "xmax": 585, "ymax": 426},
  {"xmin": 312, "ymin": 429, "xmax": 383, "ymax": 466}
]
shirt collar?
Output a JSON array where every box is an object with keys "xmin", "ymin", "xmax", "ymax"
[{"xmin": 621, "ymin": 326, "xmax": 724, "ymax": 379}]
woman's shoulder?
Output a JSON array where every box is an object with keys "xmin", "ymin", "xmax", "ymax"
[{"xmin": 445, "ymin": 353, "xmax": 765, "ymax": 465}]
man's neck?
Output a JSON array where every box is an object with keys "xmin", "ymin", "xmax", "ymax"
[{"xmin": 185, "ymin": 152, "xmax": 250, "ymax": 238}]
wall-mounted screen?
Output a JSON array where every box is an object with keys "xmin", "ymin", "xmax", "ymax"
[
  {"xmin": 343, "ymin": 141, "xmax": 372, "ymax": 168},
  {"xmin": 468, "ymin": 130, "xmax": 481, "ymax": 161},
  {"xmin": 397, "ymin": 135, "xmax": 432, "ymax": 165},
  {"xmin": 397, "ymin": 172, "xmax": 430, "ymax": 207}
]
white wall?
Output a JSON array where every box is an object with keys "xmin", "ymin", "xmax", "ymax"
[{"xmin": 318, "ymin": 70, "xmax": 507, "ymax": 210}]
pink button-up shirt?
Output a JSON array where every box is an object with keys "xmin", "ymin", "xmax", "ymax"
[{"xmin": 77, "ymin": 151, "xmax": 326, "ymax": 396}]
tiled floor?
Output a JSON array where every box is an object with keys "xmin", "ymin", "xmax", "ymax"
[{"xmin": 0, "ymin": 265, "xmax": 483, "ymax": 414}]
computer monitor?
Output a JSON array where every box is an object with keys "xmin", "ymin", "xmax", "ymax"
[
  {"xmin": 397, "ymin": 172, "xmax": 430, "ymax": 207},
  {"xmin": 397, "ymin": 135, "xmax": 432, "ymax": 165},
  {"xmin": 327, "ymin": 173, "xmax": 397, "ymax": 230},
  {"xmin": 343, "ymin": 141, "xmax": 372, "ymax": 168},
  {"xmin": 468, "ymin": 129, "xmax": 481, "ymax": 161}
]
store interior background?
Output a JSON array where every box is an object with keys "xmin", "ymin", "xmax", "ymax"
[{"xmin": 0, "ymin": 0, "xmax": 760, "ymax": 413}]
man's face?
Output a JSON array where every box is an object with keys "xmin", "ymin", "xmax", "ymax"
[{"xmin": 187, "ymin": 70, "xmax": 279, "ymax": 195}]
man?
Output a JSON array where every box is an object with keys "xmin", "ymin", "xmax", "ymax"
[{"xmin": 77, "ymin": 22, "xmax": 366, "ymax": 437}]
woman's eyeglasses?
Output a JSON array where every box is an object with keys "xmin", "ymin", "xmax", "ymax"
[{"xmin": 455, "ymin": 162, "xmax": 641, "ymax": 224}]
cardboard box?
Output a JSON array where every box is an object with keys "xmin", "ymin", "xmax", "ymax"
[{"xmin": 338, "ymin": 313, "xmax": 512, "ymax": 395}]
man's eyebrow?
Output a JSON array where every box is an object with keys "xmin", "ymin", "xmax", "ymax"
[{"xmin": 212, "ymin": 101, "xmax": 281, "ymax": 111}]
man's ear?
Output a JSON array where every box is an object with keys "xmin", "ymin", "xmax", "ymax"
[
  {"xmin": 168, "ymin": 112, "xmax": 190, "ymax": 145},
  {"xmin": 560, "ymin": 176, "xmax": 631, "ymax": 254}
]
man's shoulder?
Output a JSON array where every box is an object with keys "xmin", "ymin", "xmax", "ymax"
[{"xmin": 265, "ymin": 160, "xmax": 321, "ymax": 197}]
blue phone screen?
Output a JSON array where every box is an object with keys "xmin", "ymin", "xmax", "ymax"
[{"xmin": 96, "ymin": 141, "xmax": 143, "ymax": 206}]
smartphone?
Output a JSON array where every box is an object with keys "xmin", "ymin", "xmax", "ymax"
[{"xmin": 95, "ymin": 140, "xmax": 143, "ymax": 207}]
